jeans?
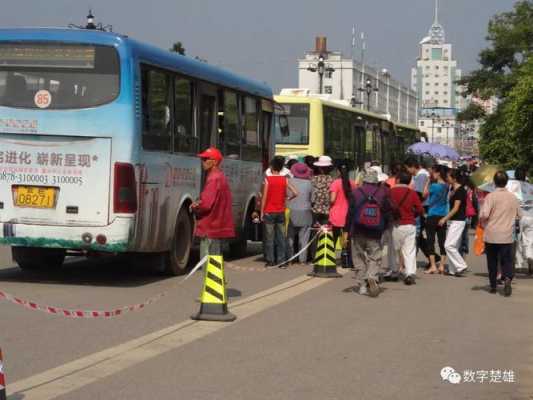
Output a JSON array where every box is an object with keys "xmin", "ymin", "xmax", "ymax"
[
  {"xmin": 485, "ymin": 243, "xmax": 514, "ymax": 289},
  {"xmin": 200, "ymin": 238, "xmax": 222, "ymax": 261},
  {"xmin": 263, "ymin": 212, "xmax": 286, "ymax": 264},
  {"xmin": 287, "ymin": 222, "xmax": 311, "ymax": 263}
]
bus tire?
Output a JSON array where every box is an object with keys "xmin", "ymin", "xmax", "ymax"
[
  {"xmin": 12, "ymin": 247, "xmax": 66, "ymax": 270},
  {"xmin": 165, "ymin": 208, "xmax": 192, "ymax": 276}
]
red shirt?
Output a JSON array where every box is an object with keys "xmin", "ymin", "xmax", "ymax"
[
  {"xmin": 390, "ymin": 185, "xmax": 424, "ymax": 225},
  {"xmin": 194, "ymin": 169, "xmax": 235, "ymax": 238},
  {"xmin": 264, "ymin": 175, "xmax": 287, "ymax": 213}
]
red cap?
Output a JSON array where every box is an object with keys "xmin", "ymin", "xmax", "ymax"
[{"xmin": 197, "ymin": 147, "xmax": 223, "ymax": 162}]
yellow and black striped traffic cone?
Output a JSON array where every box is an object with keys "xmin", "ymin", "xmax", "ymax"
[
  {"xmin": 191, "ymin": 255, "xmax": 236, "ymax": 322},
  {"xmin": 0, "ymin": 347, "xmax": 6, "ymax": 400},
  {"xmin": 309, "ymin": 227, "xmax": 341, "ymax": 278}
]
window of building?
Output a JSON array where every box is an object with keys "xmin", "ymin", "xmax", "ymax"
[
  {"xmin": 173, "ymin": 77, "xmax": 195, "ymax": 154},
  {"xmin": 435, "ymin": 82, "xmax": 439, "ymax": 86},
  {"xmin": 141, "ymin": 67, "xmax": 172, "ymax": 151},
  {"xmin": 444, "ymin": 82, "xmax": 448, "ymax": 86},
  {"xmin": 242, "ymin": 96, "xmax": 261, "ymax": 161},
  {"xmin": 434, "ymin": 91, "xmax": 439, "ymax": 95},
  {"xmin": 324, "ymin": 85, "xmax": 333, "ymax": 94},
  {"xmin": 426, "ymin": 82, "xmax": 430, "ymax": 86},
  {"xmin": 443, "ymin": 91, "xmax": 448, "ymax": 95},
  {"xmin": 425, "ymin": 91, "xmax": 430, "ymax": 95},
  {"xmin": 420, "ymin": 121, "xmax": 425, "ymax": 127},
  {"xmin": 325, "ymin": 70, "xmax": 333, "ymax": 79},
  {"xmin": 431, "ymin": 48, "xmax": 443, "ymax": 60},
  {"xmin": 437, "ymin": 127, "xmax": 442, "ymax": 133},
  {"xmin": 435, "ymin": 65, "xmax": 440, "ymax": 70}
]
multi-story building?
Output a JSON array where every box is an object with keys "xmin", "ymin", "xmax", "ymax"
[
  {"xmin": 296, "ymin": 37, "xmax": 417, "ymax": 126},
  {"xmin": 411, "ymin": 0, "xmax": 468, "ymax": 148}
]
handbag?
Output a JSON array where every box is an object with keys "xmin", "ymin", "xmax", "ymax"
[{"xmin": 474, "ymin": 225, "xmax": 485, "ymax": 256}]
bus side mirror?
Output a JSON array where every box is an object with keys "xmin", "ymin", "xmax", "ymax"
[{"xmin": 279, "ymin": 115, "xmax": 289, "ymax": 137}]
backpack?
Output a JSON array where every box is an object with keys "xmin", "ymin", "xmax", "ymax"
[{"xmin": 353, "ymin": 187, "xmax": 386, "ymax": 232}]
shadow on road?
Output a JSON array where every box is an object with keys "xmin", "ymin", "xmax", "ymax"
[{"xmin": 0, "ymin": 254, "xmax": 172, "ymax": 288}]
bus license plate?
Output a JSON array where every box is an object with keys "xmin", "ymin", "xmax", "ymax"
[{"xmin": 14, "ymin": 186, "xmax": 56, "ymax": 209}]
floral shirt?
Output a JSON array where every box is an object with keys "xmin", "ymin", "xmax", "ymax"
[{"xmin": 311, "ymin": 174, "xmax": 334, "ymax": 215}]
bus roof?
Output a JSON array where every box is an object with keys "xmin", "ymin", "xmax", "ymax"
[
  {"xmin": 0, "ymin": 28, "xmax": 273, "ymax": 99},
  {"xmin": 274, "ymin": 94, "xmax": 391, "ymax": 122}
]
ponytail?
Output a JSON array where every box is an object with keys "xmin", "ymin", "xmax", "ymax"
[{"xmin": 339, "ymin": 164, "xmax": 354, "ymax": 203}]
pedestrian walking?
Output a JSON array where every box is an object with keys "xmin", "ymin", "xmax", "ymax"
[
  {"xmin": 479, "ymin": 171, "xmax": 521, "ymax": 296},
  {"xmin": 405, "ymin": 157, "xmax": 432, "ymax": 264},
  {"xmin": 439, "ymin": 169, "xmax": 469, "ymax": 276},
  {"xmin": 261, "ymin": 157, "xmax": 298, "ymax": 268},
  {"xmin": 329, "ymin": 162, "xmax": 356, "ymax": 246},
  {"xmin": 347, "ymin": 168, "xmax": 393, "ymax": 297},
  {"xmin": 191, "ymin": 147, "xmax": 235, "ymax": 260},
  {"xmin": 311, "ymin": 155, "xmax": 334, "ymax": 225},
  {"xmin": 424, "ymin": 164, "xmax": 449, "ymax": 274},
  {"xmin": 287, "ymin": 162, "xmax": 313, "ymax": 265},
  {"xmin": 513, "ymin": 167, "xmax": 533, "ymax": 272},
  {"xmin": 390, "ymin": 171, "xmax": 425, "ymax": 285}
]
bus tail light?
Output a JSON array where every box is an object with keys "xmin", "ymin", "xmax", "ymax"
[{"xmin": 113, "ymin": 163, "xmax": 137, "ymax": 214}]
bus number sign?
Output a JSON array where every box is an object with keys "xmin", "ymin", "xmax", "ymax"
[{"xmin": 34, "ymin": 90, "xmax": 52, "ymax": 109}]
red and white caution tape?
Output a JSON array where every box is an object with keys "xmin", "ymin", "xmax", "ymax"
[{"xmin": 0, "ymin": 255, "xmax": 208, "ymax": 319}]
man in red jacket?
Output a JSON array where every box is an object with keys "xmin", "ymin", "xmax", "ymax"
[
  {"xmin": 191, "ymin": 147, "xmax": 235, "ymax": 260},
  {"xmin": 390, "ymin": 170, "xmax": 425, "ymax": 285}
]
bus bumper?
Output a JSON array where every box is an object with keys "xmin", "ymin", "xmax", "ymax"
[{"xmin": 0, "ymin": 217, "xmax": 133, "ymax": 253}]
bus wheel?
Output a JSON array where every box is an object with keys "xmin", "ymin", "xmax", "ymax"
[
  {"xmin": 165, "ymin": 208, "xmax": 192, "ymax": 276},
  {"xmin": 12, "ymin": 247, "xmax": 66, "ymax": 270}
]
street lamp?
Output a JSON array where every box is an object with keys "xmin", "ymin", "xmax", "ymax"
[
  {"xmin": 307, "ymin": 54, "xmax": 335, "ymax": 95},
  {"xmin": 429, "ymin": 112, "xmax": 440, "ymax": 143},
  {"xmin": 86, "ymin": 10, "xmax": 96, "ymax": 29},
  {"xmin": 442, "ymin": 120, "xmax": 455, "ymax": 146},
  {"xmin": 358, "ymin": 78, "xmax": 379, "ymax": 111}
]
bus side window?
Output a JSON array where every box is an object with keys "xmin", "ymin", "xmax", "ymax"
[
  {"xmin": 241, "ymin": 97, "xmax": 261, "ymax": 162},
  {"xmin": 223, "ymin": 90, "xmax": 241, "ymax": 159},
  {"xmin": 141, "ymin": 67, "xmax": 172, "ymax": 151},
  {"xmin": 173, "ymin": 77, "xmax": 195, "ymax": 154}
]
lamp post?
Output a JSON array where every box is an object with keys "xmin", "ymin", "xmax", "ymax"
[
  {"xmin": 382, "ymin": 68, "xmax": 391, "ymax": 116},
  {"xmin": 430, "ymin": 112, "xmax": 440, "ymax": 143},
  {"xmin": 86, "ymin": 10, "xmax": 96, "ymax": 29},
  {"xmin": 307, "ymin": 54, "xmax": 334, "ymax": 95},
  {"xmin": 358, "ymin": 78, "xmax": 379, "ymax": 111},
  {"xmin": 442, "ymin": 120, "xmax": 455, "ymax": 146}
]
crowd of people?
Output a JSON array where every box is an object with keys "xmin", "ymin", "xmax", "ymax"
[{"xmin": 192, "ymin": 147, "xmax": 531, "ymax": 299}]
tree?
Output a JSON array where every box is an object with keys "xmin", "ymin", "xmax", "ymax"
[
  {"xmin": 459, "ymin": 0, "xmax": 533, "ymax": 170},
  {"xmin": 170, "ymin": 41, "xmax": 186, "ymax": 55}
]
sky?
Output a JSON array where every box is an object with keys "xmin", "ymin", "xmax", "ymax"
[{"xmin": 0, "ymin": 0, "xmax": 518, "ymax": 92}]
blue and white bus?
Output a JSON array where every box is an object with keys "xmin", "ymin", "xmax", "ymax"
[{"xmin": 0, "ymin": 28, "xmax": 276, "ymax": 274}]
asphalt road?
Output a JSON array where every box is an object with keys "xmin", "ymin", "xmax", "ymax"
[{"xmin": 1, "ymin": 239, "xmax": 532, "ymax": 400}]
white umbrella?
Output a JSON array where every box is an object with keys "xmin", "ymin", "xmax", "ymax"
[{"xmin": 479, "ymin": 179, "xmax": 533, "ymax": 205}]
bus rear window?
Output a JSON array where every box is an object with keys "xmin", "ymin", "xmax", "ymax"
[
  {"xmin": 275, "ymin": 103, "xmax": 309, "ymax": 145},
  {"xmin": 0, "ymin": 43, "xmax": 119, "ymax": 109}
]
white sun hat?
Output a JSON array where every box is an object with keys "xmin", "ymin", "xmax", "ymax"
[{"xmin": 313, "ymin": 155, "xmax": 333, "ymax": 167}]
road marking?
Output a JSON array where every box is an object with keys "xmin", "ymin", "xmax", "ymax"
[{"xmin": 8, "ymin": 270, "xmax": 347, "ymax": 399}]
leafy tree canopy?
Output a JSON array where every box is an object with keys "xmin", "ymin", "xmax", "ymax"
[{"xmin": 170, "ymin": 41, "xmax": 186, "ymax": 55}]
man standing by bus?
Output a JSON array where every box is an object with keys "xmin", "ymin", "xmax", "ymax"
[{"xmin": 191, "ymin": 147, "xmax": 235, "ymax": 260}]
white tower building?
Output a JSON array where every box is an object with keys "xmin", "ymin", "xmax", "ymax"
[{"xmin": 411, "ymin": 0, "xmax": 467, "ymax": 147}]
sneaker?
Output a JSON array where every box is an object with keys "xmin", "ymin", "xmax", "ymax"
[
  {"xmin": 489, "ymin": 287, "xmax": 497, "ymax": 294},
  {"xmin": 278, "ymin": 263, "xmax": 288, "ymax": 269},
  {"xmin": 504, "ymin": 278, "xmax": 512, "ymax": 297},
  {"xmin": 264, "ymin": 262, "xmax": 275, "ymax": 268},
  {"xmin": 367, "ymin": 278, "xmax": 380, "ymax": 298},
  {"xmin": 358, "ymin": 284, "xmax": 368, "ymax": 295},
  {"xmin": 404, "ymin": 275, "xmax": 415, "ymax": 286}
]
